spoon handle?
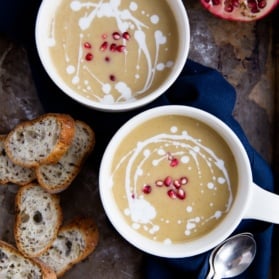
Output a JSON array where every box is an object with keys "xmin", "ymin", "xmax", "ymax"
[
  {"xmin": 205, "ymin": 269, "xmax": 214, "ymax": 279},
  {"xmin": 205, "ymin": 251, "xmax": 216, "ymax": 279}
]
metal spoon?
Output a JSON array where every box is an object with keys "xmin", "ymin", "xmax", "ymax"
[{"xmin": 206, "ymin": 233, "xmax": 256, "ymax": 279}]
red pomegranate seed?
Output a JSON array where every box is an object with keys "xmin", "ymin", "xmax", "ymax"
[
  {"xmin": 164, "ymin": 176, "xmax": 172, "ymax": 187},
  {"xmin": 110, "ymin": 43, "xmax": 117, "ymax": 52},
  {"xmin": 131, "ymin": 193, "xmax": 135, "ymax": 199},
  {"xmin": 180, "ymin": 176, "xmax": 188, "ymax": 185},
  {"xmin": 85, "ymin": 53, "xmax": 93, "ymax": 61},
  {"xmin": 142, "ymin": 185, "xmax": 152, "ymax": 194},
  {"xmin": 170, "ymin": 158, "xmax": 179, "ymax": 167},
  {"xmin": 212, "ymin": 0, "xmax": 221, "ymax": 5},
  {"xmin": 116, "ymin": 45, "xmax": 126, "ymax": 52},
  {"xmin": 247, "ymin": 0, "xmax": 258, "ymax": 11},
  {"xmin": 122, "ymin": 31, "xmax": 130, "ymax": 40},
  {"xmin": 251, "ymin": 7, "xmax": 260, "ymax": 13},
  {"xmin": 167, "ymin": 189, "xmax": 177, "ymax": 199},
  {"xmin": 177, "ymin": 189, "xmax": 186, "ymax": 200},
  {"xmin": 224, "ymin": 4, "xmax": 234, "ymax": 12},
  {"xmin": 173, "ymin": 179, "xmax": 181, "ymax": 189},
  {"xmin": 155, "ymin": 180, "xmax": 164, "ymax": 187},
  {"xmin": 109, "ymin": 74, "xmax": 116, "ymax": 82},
  {"xmin": 112, "ymin": 32, "xmax": 121, "ymax": 40},
  {"xmin": 258, "ymin": 0, "xmax": 267, "ymax": 8},
  {"xmin": 84, "ymin": 42, "xmax": 92, "ymax": 49},
  {"xmin": 100, "ymin": 41, "xmax": 108, "ymax": 51},
  {"xmin": 232, "ymin": 0, "xmax": 240, "ymax": 7},
  {"xmin": 105, "ymin": 56, "xmax": 110, "ymax": 62}
]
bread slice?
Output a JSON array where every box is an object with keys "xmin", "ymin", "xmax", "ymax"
[
  {"xmin": 4, "ymin": 113, "xmax": 75, "ymax": 168},
  {"xmin": 14, "ymin": 183, "xmax": 63, "ymax": 258},
  {"xmin": 36, "ymin": 120, "xmax": 95, "ymax": 193},
  {"xmin": 0, "ymin": 240, "xmax": 56, "ymax": 278},
  {"xmin": 0, "ymin": 135, "xmax": 36, "ymax": 185},
  {"xmin": 38, "ymin": 217, "xmax": 99, "ymax": 277}
]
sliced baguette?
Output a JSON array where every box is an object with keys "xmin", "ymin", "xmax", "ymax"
[
  {"xmin": 14, "ymin": 183, "xmax": 63, "ymax": 258},
  {"xmin": 4, "ymin": 113, "xmax": 75, "ymax": 168},
  {"xmin": 38, "ymin": 217, "xmax": 99, "ymax": 277},
  {"xmin": 0, "ymin": 135, "xmax": 36, "ymax": 185},
  {"xmin": 36, "ymin": 120, "xmax": 95, "ymax": 193},
  {"xmin": 0, "ymin": 240, "xmax": 56, "ymax": 278}
]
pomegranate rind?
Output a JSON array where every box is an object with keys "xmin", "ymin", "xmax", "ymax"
[{"xmin": 200, "ymin": 0, "xmax": 279, "ymax": 22}]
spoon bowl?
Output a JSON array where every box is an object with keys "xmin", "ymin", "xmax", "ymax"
[{"xmin": 207, "ymin": 233, "xmax": 256, "ymax": 279}]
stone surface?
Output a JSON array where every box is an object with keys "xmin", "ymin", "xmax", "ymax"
[{"xmin": 0, "ymin": 1, "xmax": 277, "ymax": 278}]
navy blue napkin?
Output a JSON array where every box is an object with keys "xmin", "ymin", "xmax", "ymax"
[{"xmin": 0, "ymin": 1, "xmax": 274, "ymax": 278}]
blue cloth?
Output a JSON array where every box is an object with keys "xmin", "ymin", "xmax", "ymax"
[{"xmin": 0, "ymin": 1, "xmax": 274, "ymax": 278}]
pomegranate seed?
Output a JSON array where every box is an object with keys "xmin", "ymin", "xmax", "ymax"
[
  {"xmin": 142, "ymin": 185, "xmax": 152, "ymax": 194},
  {"xmin": 212, "ymin": 0, "xmax": 221, "ymax": 5},
  {"xmin": 250, "ymin": 5, "xmax": 260, "ymax": 13},
  {"xmin": 180, "ymin": 176, "xmax": 188, "ymax": 185},
  {"xmin": 155, "ymin": 180, "xmax": 164, "ymax": 187},
  {"xmin": 85, "ymin": 53, "xmax": 93, "ymax": 61},
  {"xmin": 109, "ymin": 74, "xmax": 116, "ymax": 82},
  {"xmin": 177, "ymin": 189, "xmax": 186, "ymax": 200},
  {"xmin": 84, "ymin": 42, "xmax": 92, "ymax": 49},
  {"xmin": 131, "ymin": 193, "xmax": 135, "ymax": 199},
  {"xmin": 224, "ymin": 4, "xmax": 234, "ymax": 12},
  {"xmin": 105, "ymin": 56, "xmax": 110, "ymax": 62},
  {"xmin": 112, "ymin": 32, "xmax": 121, "ymax": 40},
  {"xmin": 116, "ymin": 45, "xmax": 126, "ymax": 52},
  {"xmin": 100, "ymin": 41, "xmax": 108, "ymax": 51},
  {"xmin": 122, "ymin": 31, "xmax": 130, "ymax": 40},
  {"xmin": 110, "ymin": 43, "xmax": 117, "ymax": 52},
  {"xmin": 173, "ymin": 179, "xmax": 181, "ymax": 189},
  {"xmin": 167, "ymin": 189, "xmax": 177, "ymax": 199},
  {"xmin": 232, "ymin": 0, "xmax": 240, "ymax": 7},
  {"xmin": 247, "ymin": 0, "xmax": 257, "ymax": 10},
  {"xmin": 164, "ymin": 176, "xmax": 172, "ymax": 187},
  {"xmin": 170, "ymin": 158, "xmax": 179, "ymax": 167},
  {"xmin": 258, "ymin": 0, "xmax": 267, "ymax": 8}
]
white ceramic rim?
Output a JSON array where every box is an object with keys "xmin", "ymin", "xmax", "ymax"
[
  {"xmin": 35, "ymin": 0, "xmax": 190, "ymax": 112},
  {"xmin": 99, "ymin": 105, "xmax": 253, "ymax": 258}
]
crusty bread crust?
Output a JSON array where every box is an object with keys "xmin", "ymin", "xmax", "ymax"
[
  {"xmin": 36, "ymin": 120, "xmax": 95, "ymax": 193},
  {"xmin": 39, "ymin": 217, "xmax": 99, "ymax": 277},
  {"xmin": 0, "ymin": 135, "xmax": 36, "ymax": 185},
  {"xmin": 14, "ymin": 183, "xmax": 63, "ymax": 258},
  {"xmin": 0, "ymin": 240, "xmax": 57, "ymax": 278},
  {"xmin": 4, "ymin": 113, "xmax": 75, "ymax": 168}
]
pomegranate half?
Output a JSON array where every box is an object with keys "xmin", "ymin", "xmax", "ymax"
[{"xmin": 200, "ymin": 0, "xmax": 278, "ymax": 21}]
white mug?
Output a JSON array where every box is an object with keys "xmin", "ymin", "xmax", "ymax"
[{"xmin": 99, "ymin": 105, "xmax": 279, "ymax": 258}]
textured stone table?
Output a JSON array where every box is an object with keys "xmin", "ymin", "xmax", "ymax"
[{"xmin": 0, "ymin": 1, "xmax": 278, "ymax": 278}]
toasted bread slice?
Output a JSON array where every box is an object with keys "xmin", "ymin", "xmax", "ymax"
[
  {"xmin": 14, "ymin": 183, "xmax": 63, "ymax": 257},
  {"xmin": 0, "ymin": 135, "xmax": 36, "ymax": 185},
  {"xmin": 36, "ymin": 120, "xmax": 95, "ymax": 193},
  {"xmin": 0, "ymin": 240, "xmax": 56, "ymax": 278},
  {"xmin": 4, "ymin": 113, "xmax": 75, "ymax": 168},
  {"xmin": 38, "ymin": 217, "xmax": 99, "ymax": 277}
]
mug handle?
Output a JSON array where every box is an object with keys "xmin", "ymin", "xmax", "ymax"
[{"xmin": 244, "ymin": 183, "xmax": 279, "ymax": 223}]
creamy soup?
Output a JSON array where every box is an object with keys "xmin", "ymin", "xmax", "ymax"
[
  {"xmin": 110, "ymin": 115, "xmax": 238, "ymax": 244},
  {"xmin": 48, "ymin": 0, "xmax": 179, "ymax": 104}
]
